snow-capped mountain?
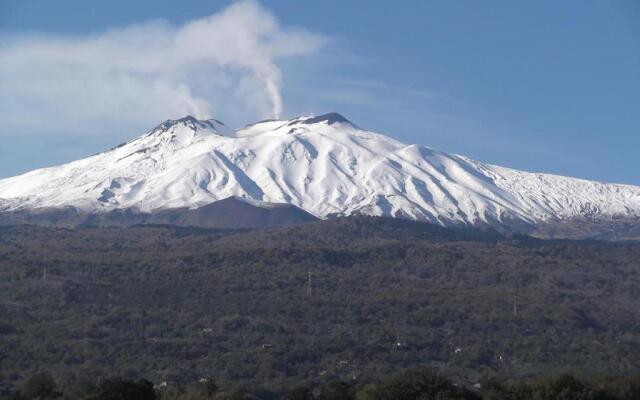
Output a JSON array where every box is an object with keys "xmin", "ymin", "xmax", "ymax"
[{"xmin": 1, "ymin": 113, "xmax": 639, "ymax": 237}]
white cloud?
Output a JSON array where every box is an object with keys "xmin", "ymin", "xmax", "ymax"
[{"xmin": 0, "ymin": 0, "xmax": 326, "ymax": 136}]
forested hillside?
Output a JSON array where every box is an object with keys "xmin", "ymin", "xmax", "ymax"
[{"xmin": 1, "ymin": 218, "xmax": 639, "ymax": 396}]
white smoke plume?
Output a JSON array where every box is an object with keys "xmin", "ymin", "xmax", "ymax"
[{"xmin": 0, "ymin": 0, "xmax": 326, "ymax": 135}]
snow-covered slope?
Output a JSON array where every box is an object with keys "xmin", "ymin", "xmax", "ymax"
[{"xmin": 1, "ymin": 113, "xmax": 639, "ymax": 234}]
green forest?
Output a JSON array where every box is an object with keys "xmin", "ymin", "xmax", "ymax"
[
  {"xmin": 1, "ymin": 217, "xmax": 639, "ymax": 397},
  {"xmin": 6, "ymin": 367, "xmax": 640, "ymax": 400}
]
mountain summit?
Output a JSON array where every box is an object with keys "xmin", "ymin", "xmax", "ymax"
[{"xmin": 1, "ymin": 114, "xmax": 639, "ymax": 238}]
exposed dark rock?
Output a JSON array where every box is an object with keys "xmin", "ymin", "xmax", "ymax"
[
  {"xmin": 0, "ymin": 197, "xmax": 318, "ymax": 229},
  {"xmin": 301, "ymin": 113, "xmax": 353, "ymax": 126}
]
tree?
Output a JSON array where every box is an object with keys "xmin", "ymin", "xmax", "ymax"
[
  {"xmin": 355, "ymin": 367, "xmax": 479, "ymax": 400},
  {"xmin": 283, "ymin": 387, "xmax": 314, "ymax": 400},
  {"xmin": 480, "ymin": 379, "xmax": 528, "ymax": 400},
  {"xmin": 617, "ymin": 375, "xmax": 640, "ymax": 400},
  {"xmin": 212, "ymin": 390, "xmax": 255, "ymax": 400},
  {"xmin": 178, "ymin": 379, "xmax": 219, "ymax": 400},
  {"xmin": 20, "ymin": 373, "xmax": 62, "ymax": 400},
  {"xmin": 317, "ymin": 381, "xmax": 352, "ymax": 400},
  {"xmin": 528, "ymin": 374, "xmax": 612, "ymax": 400},
  {"xmin": 88, "ymin": 378, "xmax": 155, "ymax": 400}
]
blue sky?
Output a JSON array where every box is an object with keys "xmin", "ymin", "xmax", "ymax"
[{"xmin": 1, "ymin": 0, "xmax": 639, "ymax": 184}]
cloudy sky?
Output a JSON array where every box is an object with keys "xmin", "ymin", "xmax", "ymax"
[{"xmin": 1, "ymin": 0, "xmax": 639, "ymax": 184}]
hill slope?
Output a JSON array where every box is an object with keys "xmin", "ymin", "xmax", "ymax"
[
  {"xmin": 1, "ymin": 218, "xmax": 639, "ymax": 392},
  {"xmin": 0, "ymin": 196, "xmax": 317, "ymax": 229}
]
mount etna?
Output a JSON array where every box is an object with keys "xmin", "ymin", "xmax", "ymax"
[{"xmin": 0, "ymin": 114, "xmax": 639, "ymax": 238}]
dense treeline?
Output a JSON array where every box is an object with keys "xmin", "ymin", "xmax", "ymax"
[
  {"xmin": 1, "ymin": 217, "xmax": 639, "ymax": 396},
  {"xmin": 6, "ymin": 367, "xmax": 640, "ymax": 400}
]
